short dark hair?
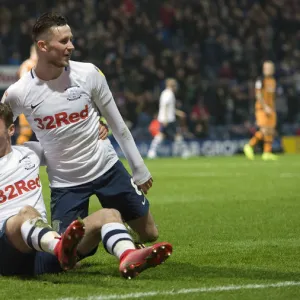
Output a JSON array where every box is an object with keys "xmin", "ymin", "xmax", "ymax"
[
  {"xmin": 0, "ymin": 103, "xmax": 13, "ymax": 128},
  {"xmin": 32, "ymin": 12, "xmax": 68, "ymax": 42}
]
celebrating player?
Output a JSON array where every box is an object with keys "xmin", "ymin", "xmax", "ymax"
[
  {"xmin": 147, "ymin": 78, "xmax": 189, "ymax": 159},
  {"xmin": 2, "ymin": 12, "xmax": 160, "ymax": 247},
  {"xmin": 0, "ymin": 102, "xmax": 85, "ymax": 275},
  {"xmin": 16, "ymin": 45, "xmax": 38, "ymax": 145},
  {"xmin": 244, "ymin": 61, "xmax": 278, "ymax": 161},
  {"xmin": 0, "ymin": 103, "xmax": 172, "ymax": 278}
]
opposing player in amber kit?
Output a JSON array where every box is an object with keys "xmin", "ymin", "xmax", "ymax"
[
  {"xmin": 16, "ymin": 45, "xmax": 38, "ymax": 145},
  {"xmin": 244, "ymin": 61, "xmax": 278, "ymax": 161}
]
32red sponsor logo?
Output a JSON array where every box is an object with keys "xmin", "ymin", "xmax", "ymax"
[
  {"xmin": 0, "ymin": 175, "xmax": 41, "ymax": 204},
  {"xmin": 34, "ymin": 105, "xmax": 88, "ymax": 130}
]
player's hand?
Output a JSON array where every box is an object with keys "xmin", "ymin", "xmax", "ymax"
[
  {"xmin": 264, "ymin": 105, "xmax": 273, "ymax": 116},
  {"xmin": 176, "ymin": 109, "xmax": 186, "ymax": 119},
  {"xmin": 138, "ymin": 177, "xmax": 153, "ymax": 194},
  {"xmin": 179, "ymin": 111, "xmax": 186, "ymax": 119},
  {"xmin": 99, "ymin": 121, "xmax": 109, "ymax": 140}
]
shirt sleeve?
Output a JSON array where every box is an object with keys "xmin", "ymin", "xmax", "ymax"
[
  {"xmin": 1, "ymin": 84, "xmax": 23, "ymax": 121},
  {"xmin": 89, "ymin": 66, "xmax": 151, "ymax": 185},
  {"xmin": 23, "ymin": 142, "xmax": 46, "ymax": 166}
]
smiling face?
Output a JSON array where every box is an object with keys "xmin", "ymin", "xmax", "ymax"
[{"xmin": 37, "ymin": 25, "xmax": 74, "ymax": 68}]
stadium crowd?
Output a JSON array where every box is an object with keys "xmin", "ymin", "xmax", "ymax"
[{"xmin": 0, "ymin": 0, "xmax": 300, "ymax": 139}]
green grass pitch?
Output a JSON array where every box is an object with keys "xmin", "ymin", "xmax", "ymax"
[{"xmin": 1, "ymin": 155, "xmax": 300, "ymax": 300}]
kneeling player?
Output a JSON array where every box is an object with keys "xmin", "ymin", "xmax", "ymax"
[{"xmin": 0, "ymin": 103, "xmax": 172, "ymax": 277}]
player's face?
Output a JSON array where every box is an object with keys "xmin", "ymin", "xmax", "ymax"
[
  {"xmin": 170, "ymin": 81, "xmax": 178, "ymax": 93},
  {"xmin": 45, "ymin": 25, "xmax": 74, "ymax": 68},
  {"xmin": 0, "ymin": 119, "xmax": 14, "ymax": 157},
  {"xmin": 263, "ymin": 62, "xmax": 274, "ymax": 76}
]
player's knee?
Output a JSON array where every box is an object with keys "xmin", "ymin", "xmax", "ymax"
[
  {"xmin": 88, "ymin": 208, "xmax": 122, "ymax": 234},
  {"xmin": 18, "ymin": 205, "xmax": 40, "ymax": 220},
  {"xmin": 101, "ymin": 208, "xmax": 122, "ymax": 222}
]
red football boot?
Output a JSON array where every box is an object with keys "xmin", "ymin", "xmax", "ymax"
[
  {"xmin": 54, "ymin": 219, "xmax": 85, "ymax": 271},
  {"xmin": 119, "ymin": 242, "xmax": 173, "ymax": 279}
]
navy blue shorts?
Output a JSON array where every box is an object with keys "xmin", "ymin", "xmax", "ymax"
[
  {"xmin": 0, "ymin": 219, "xmax": 61, "ymax": 276},
  {"xmin": 50, "ymin": 160, "xmax": 150, "ymax": 234},
  {"xmin": 160, "ymin": 122, "xmax": 177, "ymax": 140}
]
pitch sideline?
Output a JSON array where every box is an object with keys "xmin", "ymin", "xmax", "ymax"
[{"xmin": 53, "ymin": 281, "xmax": 300, "ymax": 300}]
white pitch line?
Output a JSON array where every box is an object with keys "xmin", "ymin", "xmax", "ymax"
[
  {"xmin": 55, "ymin": 281, "xmax": 300, "ymax": 300},
  {"xmin": 280, "ymin": 173, "xmax": 300, "ymax": 178}
]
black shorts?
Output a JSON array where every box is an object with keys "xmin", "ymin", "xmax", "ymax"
[
  {"xmin": 0, "ymin": 219, "xmax": 61, "ymax": 276},
  {"xmin": 50, "ymin": 160, "xmax": 150, "ymax": 242},
  {"xmin": 160, "ymin": 122, "xmax": 177, "ymax": 140}
]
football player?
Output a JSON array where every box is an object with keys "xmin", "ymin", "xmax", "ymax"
[
  {"xmin": 1, "ymin": 12, "xmax": 173, "ymax": 276},
  {"xmin": 147, "ymin": 78, "xmax": 189, "ymax": 159},
  {"xmin": 244, "ymin": 61, "xmax": 278, "ymax": 161},
  {"xmin": 0, "ymin": 102, "xmax": 172, "ymax": 278}
]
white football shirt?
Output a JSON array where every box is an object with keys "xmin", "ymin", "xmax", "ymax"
[
  {"xmin": 0, "ymin": 146, "xmax": 46, "ymax": 229},
  {"xmin": 157, "ymin": 88, "xmax": 176, "ymax": 123},
  {"xmin": 2, "ymin": 60, "xmax": 150, "ymax": 187}
]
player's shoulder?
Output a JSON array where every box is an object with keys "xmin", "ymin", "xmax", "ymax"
[
  {"xmin": 12, "ymin": 145, "xmax": 36, "ymax": 157},
  {"xmin": 69, "ymin": 60, "xmax": 104, "ymax": 77},
  {"xmin": 12, "ymin": 145, "xmax": 40, "ymax": 164},
  {"xmin": 1, "ymin": 77, "xmax": 25, "ymax": 103},
  {"xmin": 10, "ymin": 146, "xmax": 40, "ymax": 173},
  {"xmin": 162, "ymin": 88, "xmax": 171, "ymax": 95},
  {"xmin": 161, "ymin": 88, "xmax": 174, "ymax": 98}
]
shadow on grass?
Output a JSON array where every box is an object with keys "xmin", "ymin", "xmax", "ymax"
[{"xmin": 12, "ymin": 260, "xmax": 300, "ymax": 286}]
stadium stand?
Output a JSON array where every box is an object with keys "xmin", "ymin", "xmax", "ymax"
[{"xmin": 0, "ymin": 0, "xmax": 299, "ymax": 141}]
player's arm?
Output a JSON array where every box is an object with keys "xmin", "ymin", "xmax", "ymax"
[
  {"xmin": 91, "ymin": 67, "xmax": 152, "ymax": 193},
  {"xmin": 255, "ymin": 79, "xmax": 272, "ymax": 115},
  {"xmin": 175, "ymin": 109, "xmax": 186, "ymax": 119}
]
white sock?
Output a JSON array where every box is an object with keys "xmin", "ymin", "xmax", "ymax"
[
  {"xmin": 21, "ymin": 217, "xmax": 59, "ymax": 254},
  {"xmin": 101, "ymin": 223, "xmax": 135, "ymax": 259},
  {"xmin": 148, "ymin": 135, "xmax": 163, "ymax": 154}
]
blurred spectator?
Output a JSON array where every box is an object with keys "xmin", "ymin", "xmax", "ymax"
[{"xmin": 189, "ymin": 97, "xmax": 209, "ymax": 138}]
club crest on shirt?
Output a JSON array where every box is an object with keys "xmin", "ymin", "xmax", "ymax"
[
  {"xmin": 65, "ymin": 85, "xmax": 82, "ymax": 101},
  {"xmin": 20, "ymin": 156, "xmax": 35, "ymax": 170}
]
